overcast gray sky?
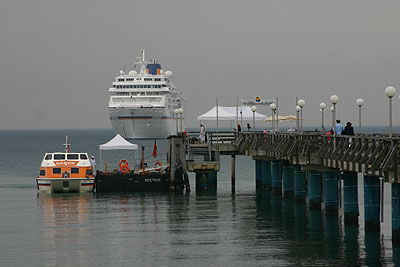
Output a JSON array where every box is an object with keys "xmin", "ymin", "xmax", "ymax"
[{"xmin": 1, "ymin": 0, "xmax": 400, "ymax": 129}]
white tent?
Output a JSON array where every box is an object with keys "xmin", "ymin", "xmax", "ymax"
[
  {"xmin": 197, "ymin": 106, "xmax": 267, "ymax": 121},
  {"xmin": 99, "ymin": 134, "xmax": 139, "ymax": 150},
  {"xmin": 99, "ymin": 134, "xmax": 139, "ymax": 171}
]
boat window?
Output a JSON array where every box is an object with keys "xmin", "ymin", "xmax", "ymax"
[
  {"xmin": 45, "ymin": 154, "xmax": 52, "ymax": 160},
  {"xmin": 40, "ymin": 170, "xmax": 45, "ymax": 176},
  {"xmin": 80, "ymin": 154, "xmax": 88, "ymax": 159},
  {"xmin": 53, "ymin": 168, "xmax": 61, "ymax": 174},
  {"xmin": 67, "ymin": 154, "xmax": 79, "ymax": 160},
  {"xmin": 86, "ymin": 169, "xmax": 93, "ymax": 175},
  {"xmin": 71, "ymin": 168, "xmax": 79, "ymax": 174},
  {"xmin": 54, "ymin": 154, "xmax": 65, "ymax": 160}
]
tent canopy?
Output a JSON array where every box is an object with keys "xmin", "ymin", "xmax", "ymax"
[
  {"xmin": 99, "ymin": 134, "xmax": 139, "ymax": 150},
  {"xmin": 197, "ymin": 106, "xmax": 267, "ymax": 121}
]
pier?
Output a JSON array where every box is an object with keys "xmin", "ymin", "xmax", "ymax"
[{"xmin": 168, "ymin": 130, "xmax": 400, "ymax": 245}]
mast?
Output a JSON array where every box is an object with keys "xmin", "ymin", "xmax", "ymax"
[{"xmin": 63, "ymin": 135, "xmax": 70, "ymax": 153}]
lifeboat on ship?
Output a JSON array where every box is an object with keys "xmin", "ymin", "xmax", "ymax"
[{"xmin": 36, "ymin": 136, "xmax": 95, "ymax": 193}]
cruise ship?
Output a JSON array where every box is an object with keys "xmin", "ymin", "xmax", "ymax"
[{"xmin": 108, "ymin": 50, "xmax": 185, "ymax": 139}]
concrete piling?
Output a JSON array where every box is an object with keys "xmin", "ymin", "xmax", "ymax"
[
  {"xmin": 308, "ymin": 170, "xmax": 322, "ymax": 209},
  {"xmin": 294, "ymin": 166, "xmax": 306, "ymax": 202},
  {"xmin": 343, "ymin": 171, "xmax": 359, "ymax": 225},
  {"xmin": 262, "ymin": 160, "xmax": 272, "ymax": 190},
  {"xmin": 271, "ymin": 160, "xmax": 282, "ymax": 194},
  {"xmin": 195, "ymin": 171, "xmax": 217, "ymax": 194},
  {"xmin": 323, "ymin": 170, "xmax": 339, "ymax": 214},
  {"xmin": 364, "ymin": 175, "xmax": 380, "ymax": 230},
  {"xmin": 255, "ymin": 160, "xmax": 263, "ymax": 190},
  {"xmin": 393, "ymin": 183, "xmax": 400, "ymax": 244},
  {"xmin": 282, "ymin": 165, "xmax": 294, "ymax": 198}
]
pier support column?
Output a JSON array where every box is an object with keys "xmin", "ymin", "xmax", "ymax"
[
  {"xmin": 231, "ymin": 155, "xmax": 236, "ymax": 194},
  {"xmin": 323, "ymin": 170, "xmax": 339, "ymax": 214},
  {"xmin": 195, "ymin": 171, "xmax": 217, "ymax": 194},
  {"xmin": 262, "ymin": 160, "xmax": 272, "ymax": 190},
  {"xmin": 294, "ymin": 166, "xmax": 306, "ymax": 202},
  {"xmin": 393, "ymin": 183, "xmax": 400, "ymax": 244},
  {"xmin": 308, "ymin": 170, "xmax": 322, "ymax": 209},
  {"xmin": 282, "ymin": 166, "xmax": 294, "ymax": 198},
  {"xmin": 255, "ymin": 160, "xmax": 263, "ymax": 190},
  {"xmin": 271, "ymin": 160, "xmax": 282, "ymax": 194},
  {"xmin": 364, "ymin": 175, "xmax": 380, "ymax": 230},
  {"xmin": 343, "ymin": 171, "xmax": 359, "ymax": 225}
]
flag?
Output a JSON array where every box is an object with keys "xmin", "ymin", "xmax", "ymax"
[{"xmin": 152, "ymin": 139, "xmax": 157, "ymax": 158}]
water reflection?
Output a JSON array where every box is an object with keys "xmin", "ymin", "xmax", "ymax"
[{"xmin": 37, "ymin": 193, "xmax": 93, "ymax": 266}]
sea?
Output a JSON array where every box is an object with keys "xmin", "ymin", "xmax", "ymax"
[{"xmin": 1, "ymin": 127, "xmax": 400, "ymax": 266}]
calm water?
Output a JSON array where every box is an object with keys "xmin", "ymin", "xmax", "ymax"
[{"xmin": 1, "ymin": 128, "xmax": 400, "ymax": 266}]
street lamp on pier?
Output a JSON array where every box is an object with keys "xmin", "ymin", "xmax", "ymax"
[
  {"xmin": 385, "ymin": 86, "xmax": 396, "ymax": 139},
  {"xmin": 356, "ymin": 98, "xmax": 364, "ymax": 134},
  {"xmin": 251, "ymin": 106, "xmax": 257, "ymax": 133},
  {"xmin": 320, "ymin": 102, "xmax": 326, "ymax": 132}
]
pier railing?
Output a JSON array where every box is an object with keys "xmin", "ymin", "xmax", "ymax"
[{"xmin": 186, "ymin": 130, "xmax": 400, "ymax": 182}]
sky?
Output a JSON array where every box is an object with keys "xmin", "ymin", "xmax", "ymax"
[{"xmin": 1, "ymin": 0, "xmax": 400, "ymax": 130}]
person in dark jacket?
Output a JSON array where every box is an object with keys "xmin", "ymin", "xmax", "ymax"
[{"xmin": 342, "ymin": 122, "xmax": 354, "ymax": 135}]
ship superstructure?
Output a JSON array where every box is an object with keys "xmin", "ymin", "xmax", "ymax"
[{"xmin": 108, "ymin": 50, "xmax": 184, "ymax": 139}]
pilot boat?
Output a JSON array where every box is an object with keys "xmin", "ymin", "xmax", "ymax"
[{"xmin": 36, "ymin": 136, "xmax": 95, "ymax": 193}]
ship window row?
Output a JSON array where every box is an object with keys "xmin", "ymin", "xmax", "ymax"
[
  {"xmin": 46, "ymin": 154, "xmax": 88, "ymax": 160},
  {"xmin": 114, "ymin": 84, "xmax": 166, "ymax": 89},
  {"xmin": 111, "ymin": 91, "xmax": 167, "ymax": 96},
  {"xmin": 118, "ymin": 78, "xmax": 165, "ymax": 82}
]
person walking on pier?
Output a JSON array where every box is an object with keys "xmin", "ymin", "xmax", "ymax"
[
  {"xmin": 199, "ymin": 124, "xmax": 206, "ymax": 143},
  {"xmin": 335, "ymin": 119, "xmax": 344, "ymax": 135},
  {"xmin": 237, "ymin": 124, "xmax": 241, "ymax": 132},
  {"xmin": 247, "ymin": 123, "xmax": 251, "ymax": 131},
  {"xmin": 342, "ymin": 122, "xmax": 354, "ymax": 135}
]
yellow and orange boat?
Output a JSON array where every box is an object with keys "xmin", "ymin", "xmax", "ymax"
[{"xmin": 36, "ymin": 136, "xmax": 95, "ymax": 193}]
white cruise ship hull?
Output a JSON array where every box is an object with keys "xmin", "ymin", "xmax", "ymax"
[{"xmin": 109, "ymin": 107, "xmax": 184, "ymax": 139}]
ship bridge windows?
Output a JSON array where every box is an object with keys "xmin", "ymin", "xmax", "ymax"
[
  {"xmin": 67, "ymin": 154, "xmax": 79, "ymax": 160},
  {"xmin": 126, "ymin": 78, "xmax": 134, "ymax": 81},
  {"xmin": 80, "ymin": 154, "xmax": 88, "ymax": 159},
  {"xmin": 54, "ymin": 154, "xmax": 65, "ymax": 160},
  {"xmin": 155, "ymin": 78, "xmax": 161, "ymax": 81},
  {"xmin": 144, "ymin": 78, "xmax": 152, "ymax": 81},
  {"xmin": 45, "ymin": 154, "xmax": 52, "ymax": 160},
  {"xmin": 118, "ymin": 78, "xmax": 124, "ymax": 82}
]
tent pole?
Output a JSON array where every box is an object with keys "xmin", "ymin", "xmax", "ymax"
[
  {"xmin": 216, "ymin": 98, "xmax": 219, "ymax": 149},
  {"xmin": 276, "ymin": 96, "xmax": 279, "ymax": 131},
  {"xmin": 236, "ymin": 97, "xmax": 239, "ymax": 131}
]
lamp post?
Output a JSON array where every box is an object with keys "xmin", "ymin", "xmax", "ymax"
[
  {"xmin": 298, "ymin": 99, "xmax": 305, "ymax": 134},
  {"xmin": 251, "ymin": 106, "xmax": 257, "ymax": 133},
  {"xmin": 330, "ymin": 106, "xmax": 335, "ymax": 131},
  {"xmin": 296, "ymin": 105, "xmax": 301, "ymax": 131},
  {"xmin": 270, "ymin": 103, "xmax": 277, "ymax": 131},
  {"xmin": 320, "ymin": 102, "xmax": 326, "ymax": 132},
  {"xmin": 174, "ymin": 109, "xmax": 179, "ymax": 134},
  {"xmin": 178, "ymin": 108, "xmax": 184, "ymax": 133},
  {"xmin": 330, "ymin": 95, "xmax": 339, "ymax": 149},
  {"xmin": 356, "ymin": 98, "xmax": 364, "ymax": 134},
  {"xmin": 385, "ymin": 86, "xmax": 396, "ymax": 139}
]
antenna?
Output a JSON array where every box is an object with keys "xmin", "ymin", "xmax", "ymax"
[{"xmin": 63, "ymin": 135, "xmax": 70, "ymax": 153}]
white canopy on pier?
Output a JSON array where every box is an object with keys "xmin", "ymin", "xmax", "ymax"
[
  {"xmin": 99, "ymin": 134, "xmax": 138, "ymax": 150},
  {"xmin": 197, "ymin": 106, "xmax": 267, "ymax": 121}
]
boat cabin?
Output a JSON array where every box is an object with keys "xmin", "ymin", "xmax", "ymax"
[{"xmin": 39, "ymin": 152, "xmax": 94, "ymax": 179}]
